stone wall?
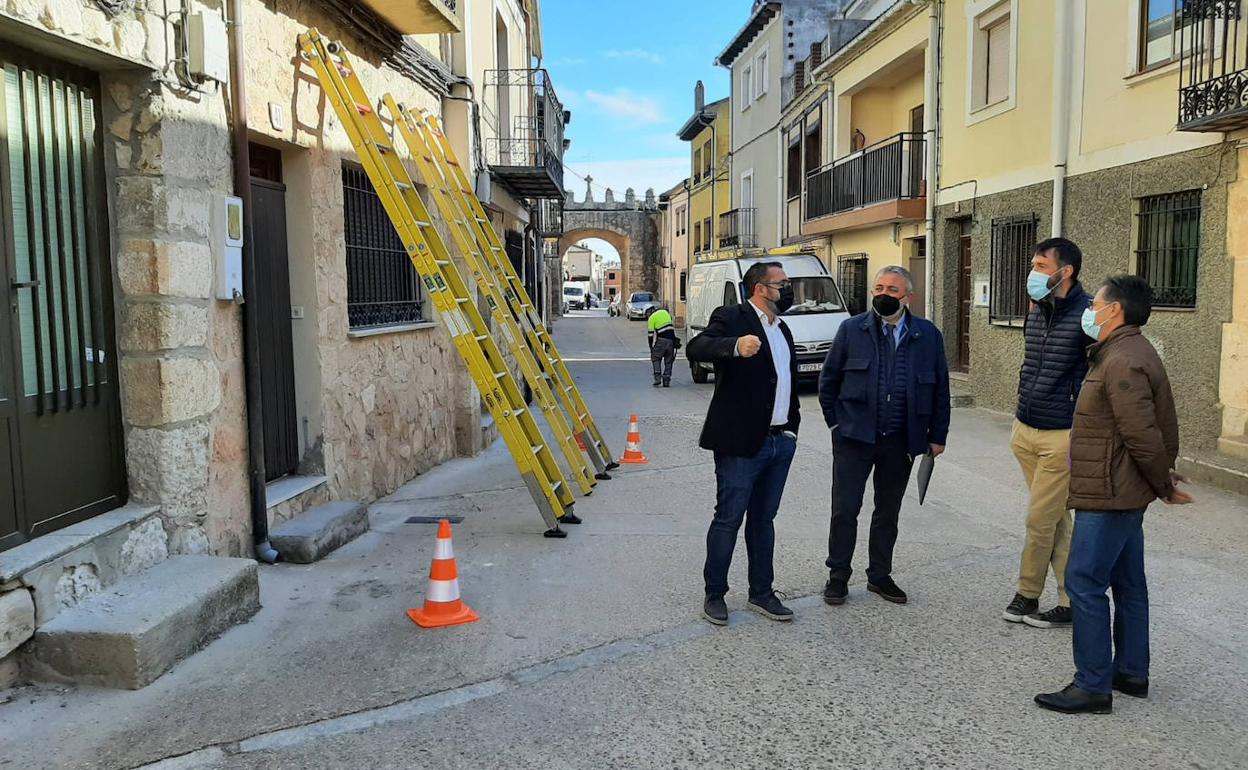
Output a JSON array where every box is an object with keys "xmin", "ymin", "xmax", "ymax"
[
  {"xmin": 560, "ymin": 188, "xmax": 662, "ymax": 299},
  {"xmin": 0, "ymin": 0, "xmax": 482, "ymax": 558},
  {"xmin": 932, "ymin": 145, "xmax": 1238, "ymax": 450}
]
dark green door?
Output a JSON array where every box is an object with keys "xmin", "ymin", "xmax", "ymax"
[{"xmin": 0, "ymin": 47, "xmax": 126, "ymax": 550}]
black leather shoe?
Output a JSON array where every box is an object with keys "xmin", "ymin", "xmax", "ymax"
[
  {"xmin": 1113, "ymin": 673, "xmax": 1149, "ymax": 698},
  {"xmin": 703, "ymin": 595, "xmax": 728, "ymax": 626},
  {"xmin": 867, "ymin": 577, "xmax": 908, "ymax": 604},
  {"xmin": 747, "ymin": 591, "xmax": 793, "ymax": 621},
  {"xmin": 1035, "ymin": 683, "xmax": 1112, "ymax": 714},
  {"xmin": 823, "ymin": 577, "xmax": 848, "ymax": 605}
]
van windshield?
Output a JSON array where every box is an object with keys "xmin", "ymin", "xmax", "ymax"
[
  {"xmin": 782, "ymin": 276, "xmax": 845, "ymax": 315},
  {"xmin": 563, "ymin": 287, "xmax": 583, "ymax": 296}
]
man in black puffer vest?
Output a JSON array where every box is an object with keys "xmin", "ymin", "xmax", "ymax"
[{"xmin": 1003, "ymin": 238, "xmax": 1092, "ymax": 629}]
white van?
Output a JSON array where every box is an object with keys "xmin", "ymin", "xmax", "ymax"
[{"xmin": 685, "ymin": 254, "xmax": 850, "ymax": 384}]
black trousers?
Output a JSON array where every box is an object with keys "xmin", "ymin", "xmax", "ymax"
[{"xmin": 826, "ymin": 433, "xmax": 915, "ymax": 583}]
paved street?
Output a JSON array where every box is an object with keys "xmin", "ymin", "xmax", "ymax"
[{"xmin": 3, "ymin": 310, "xmax": 1247, "ymax": 770}]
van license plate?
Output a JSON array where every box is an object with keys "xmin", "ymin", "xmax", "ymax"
[{"xmin": 799, "ymin": 362, "xmax": 823, "ymax": 373}]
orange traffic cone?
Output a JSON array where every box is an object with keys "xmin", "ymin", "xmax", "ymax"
[
  {"xmin": 407, "ymin": 519, "xmax": 480, "ymax": 629},
  {"xmin": 619, "ymin": 414, "xmax": 648, "ymax": 465}
]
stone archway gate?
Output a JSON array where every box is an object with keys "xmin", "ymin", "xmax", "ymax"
[{"xmin": 557, "ymin": 184, "xmax": 662, "ymax": 302}]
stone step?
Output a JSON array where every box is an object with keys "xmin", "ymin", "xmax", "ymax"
[
  {"xmin": 1177, "ymin": 449, "xmax": 1248, "ymax": 499},
  {"xmin": 269, "ymin": 501, "xmax": 368, "ymax": 564},
  {"xmin": 1217, "ymin": 434, "xmax": 1248, "ymax": 462},
  {"xmin": 27, "ymin": 556, "xmax": 259, "ymax": 690}
]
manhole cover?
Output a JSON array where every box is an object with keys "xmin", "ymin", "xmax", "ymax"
[{"xmin": 405, "ymin": 515, "xmax": 465, "ymax": 524}]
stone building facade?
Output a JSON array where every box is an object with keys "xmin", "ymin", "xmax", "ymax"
[{"xmin": 0, "ymin": 0, "xmax": 564, "ymax": 683}]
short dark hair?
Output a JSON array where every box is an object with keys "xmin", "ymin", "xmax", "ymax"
[
  {"xmin": 1033, "ymin": 237, "xmax": 1083, "ymax": 280},
  {"xmin": 1102, "ymin": 274, "xmax": 1153, "ymax": 326},
  {"xmin": 743, "ymin": 261, "xmax": 783, "ymax": 297}
]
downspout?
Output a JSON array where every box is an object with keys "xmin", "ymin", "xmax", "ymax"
[
  {"xmin": 227, "ymin": 0, "xmax": 278, "ymax": 563},
  {"xmin": 922, "ymin": 0, "xmax": 940, "ymax": 318},
  {"xmin": 709, "ymin": 116, "xmax": 718, "ymax": 256},
  {"xmin": 1051, "ymin": 0, "xmax": 1074, "ymax": 236}
]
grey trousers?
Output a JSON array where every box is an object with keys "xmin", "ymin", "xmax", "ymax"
[{"xmin": 651, "ymin": 338, "xmax": 676, "ymax": 383}]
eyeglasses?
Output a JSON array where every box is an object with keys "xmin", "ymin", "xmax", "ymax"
[{"xmin": 762, "ymin": 280, "xmax": 792, "ymax": 289}]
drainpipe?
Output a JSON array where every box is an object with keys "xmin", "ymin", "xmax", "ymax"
[
  {"xmin": 922, "ymin": 0, "xmax": 940, "ymax": 316},
  {"xmin": 227, "ymin": 0, "xmax": 278, "ymax": 564},
  {"xmin": 1051, "ymin": 0, "xmax": 1074, "ymax": 236}
]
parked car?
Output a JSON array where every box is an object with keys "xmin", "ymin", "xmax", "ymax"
[
  {"xmin": 625, "ymin": 291, "xmax": 660, "ymax": 321},
  {"xmin": 684, "ymin": 253, "xmax": 849, "ymax": 384}
]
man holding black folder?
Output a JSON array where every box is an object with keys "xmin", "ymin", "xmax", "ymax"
[{"xmin": 818, "ymin": 266, "xmax": 951, "ymax": 606}]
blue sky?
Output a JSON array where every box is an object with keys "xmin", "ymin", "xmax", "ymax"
[{"xmin": 542, "ymin": 1, "xmax": 748, "ymax": 202}]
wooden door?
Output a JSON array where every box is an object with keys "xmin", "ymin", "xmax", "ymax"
[
  {"xmin": 957, "ymin": 233, "xmax": 973, "ymax": 372},
  {"xmin": 249, "ymin": 144, "xmax": 298, "ymax": 481}
]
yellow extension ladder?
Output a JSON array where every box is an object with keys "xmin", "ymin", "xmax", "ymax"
[
  {"xmin": 297, "ymin": 29, "xmax": 579, "ymax": 536},
  {"xmin": 384, "ymin": 100, "xmax": 619, "ymax": 478}
]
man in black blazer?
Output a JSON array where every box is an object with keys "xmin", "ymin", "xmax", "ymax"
[{"xmin": 686, "ymin": 261, "xmax": 800, "ymax": 626}]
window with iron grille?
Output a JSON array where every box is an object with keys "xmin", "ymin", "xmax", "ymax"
[
  {"xmin": 342, "ymin": 165, "xmax": 424, "ymax": 329},
  {"xmin": 1134, "ymin": 190, "xmax": 1200, "ymax": 308},
  {"xmin": 989, "ymin": 214, "xmax": 1037, "ymax": 325},
  {"xmin": 703, "ymin": 217, "xmax": 712, "ymax": 252},
  {"xmin": 837, "ymin": 254, "xmax": 869, "ymax": 316}
]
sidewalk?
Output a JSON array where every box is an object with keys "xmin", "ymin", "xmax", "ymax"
[{"xmin": 2, "ymin": 313, "xmax": 1246, "ymax": 770}]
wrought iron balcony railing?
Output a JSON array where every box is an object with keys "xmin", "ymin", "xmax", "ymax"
[
  {"xmin": 482, "ymin": 68, "xmax": 568, "ymax": 198},
  {"xmin": 805, "ymin": 132, "xmax": 926, "ymax": 221},
  {"xmin": 535, "ymin": 198, "xmax": 564, "ymax": 238},
  {"xmin": 1178, "ymin": 0, "xmax": 1248, "ymax": 131},
  {"xmin": 718, "ymin": 208, "xmax": 758, "ymax": 249}
]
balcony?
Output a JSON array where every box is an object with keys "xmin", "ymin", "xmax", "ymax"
[
  {"xmin": 535, "ymin": 198, "xmax": 564, "ymax": 238},
  {"xmin": 483, "ymin": 69, "xmax": 568, "ymax": 199},
  {"xmin": 718, "ymin": 208, "xmax": 758, "ymax": 249},
  {"xmin": 1178, "ymin": 0, "xmax": 1248, "ymax": 131},
  {"xmin": 803, "ymin": 132, "xmax": 926, "ymax": 235},
  {"xmin": 360, "ymin": 0, "xmax": 461, "ymax": 34}
]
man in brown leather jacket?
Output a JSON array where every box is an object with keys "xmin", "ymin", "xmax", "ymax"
[{"xmin": 1035, "ymin": 275, "xmax": 1193, "ymax": 715}]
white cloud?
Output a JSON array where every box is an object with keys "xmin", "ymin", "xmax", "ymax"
[
  {"xmin": 564, "ymin": 157, "xmax": 689, "ymax": 203},
  {"xmin": 604, "ymin": 48, "xmax": 665, "ymax": 65},
  {"xmin": 582, "ymin": 89, "xmax": 666, "ymax": 125}
]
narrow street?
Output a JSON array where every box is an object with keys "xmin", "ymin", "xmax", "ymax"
[{"xmin": 1, "ymin": 311, "xmax": 1244, "ymax": 770}]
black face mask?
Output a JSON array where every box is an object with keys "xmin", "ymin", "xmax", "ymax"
[
  {"xmin": 872, "ymin": 294, "xmax": 902, "ymax": 318},
  {"xmin": 774, "ymin": 286, "xmax": 795, "ymax": 314}
]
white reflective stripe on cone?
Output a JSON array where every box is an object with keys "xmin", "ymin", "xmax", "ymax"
[
  {"xmin": 434, "ymin": 538, "xmax": 454, "ymax": 560},
  {"xmin": 426, "ymin": 579, "xmax": 461, "ymax": 603}
]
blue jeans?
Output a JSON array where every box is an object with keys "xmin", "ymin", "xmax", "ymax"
[
  {"xmin": 1066, "ymin": 509, "xmax": 1150, "ymax": 695},
  {"xmin": 704, "ymin": 433, "xmax": 797, "ymax": 599}
]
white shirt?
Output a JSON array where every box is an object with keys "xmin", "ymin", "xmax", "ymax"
[{"xmin": 742, "ymin": 299, "xmax": 792, "ymax": 426}]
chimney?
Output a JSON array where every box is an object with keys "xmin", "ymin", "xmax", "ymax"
[
  {"xmin": 795, "ymin": 61, "xmax": 806, "ymax": 94},
  {"xmin": 810, "ymin": 41, "xmax": 823, "ymax": 71},
  {"xmin": 695, "ymin": 80, "xmax": 705, "ymax": 112}
]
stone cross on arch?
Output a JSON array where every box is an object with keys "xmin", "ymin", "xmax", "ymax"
[{"xmin": 584, "ymin": 175, "xmax": 594, "ymax": 203}]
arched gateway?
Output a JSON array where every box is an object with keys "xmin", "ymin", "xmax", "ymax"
[{"xmin": 557, "ymin": 182, "xmax": 662, "ymax": 304}]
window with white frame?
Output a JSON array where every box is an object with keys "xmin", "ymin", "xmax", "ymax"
[
  {"xmin": 741, "ymin": 64, "xmax": 753, "ymax": 109},
  {"xmin": 972, "ymin": 3, "xmax": 1012, "ymax": 111},
  {"xmin": 755, "ymin": 49, "xmax": 769, "ymax": 98}
]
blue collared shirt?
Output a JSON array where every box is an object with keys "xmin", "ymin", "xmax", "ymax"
[{"xmin": 881, "ymin": 312, "xmax": 909, "ymax": 347}]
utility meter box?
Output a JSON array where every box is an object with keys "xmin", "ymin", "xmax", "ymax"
[
  {"xmin": 188, "ymin": 11, "xmax": 230, "ymax": 83},
  {"xmin": 214, "ymin": 196, "xmax": 245, "ymax": 302}
]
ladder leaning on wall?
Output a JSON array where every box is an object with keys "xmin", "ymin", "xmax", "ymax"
[
  {"xmin": 297, "ymin": 28, "xmax": 602, "ymax": 537},
  {"xmin": 384, "ymin": 99, "xmax": 618, "ymax": 480}
]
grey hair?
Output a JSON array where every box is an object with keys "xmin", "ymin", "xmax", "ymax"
[{"xmin": 875, "ymin": 265, "xmax": 914, "ymax": 292}]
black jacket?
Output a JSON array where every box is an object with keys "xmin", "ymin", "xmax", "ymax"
[
  {"xmin": 818, "ymin": 310, "xmax": 951, "ymax": 457},
  {"xmin": 686, "ymin": 302, "xmax": 800, "ymax": 457},
  {"xmin": 1016, "ymin": 282, "xmax": 1092, "ymax": 430}
]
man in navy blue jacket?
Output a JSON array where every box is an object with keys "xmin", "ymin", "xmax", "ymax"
[{"xmin": 818, "ymin": 265, "xmax": 951, "ymax": 605}]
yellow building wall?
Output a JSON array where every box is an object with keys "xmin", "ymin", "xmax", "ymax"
[
  {"xmin": 1073, "ymin": 0, "xmax": 1222, "ymax": 170},
  {"xmin": 829, "ymin": 9, "xmax": 927, "ymax": 157},
  {"xmin": 831, "ymin": 222, "xmax": 924, "ymax": 278},
  {"xmin": 687, "ymin": 101, "xmax": 732, "ymax": 257},
  {"xmin": 939, "ymin": 0, "xmax": 1054, "ymax": 187},
  {"xmin": 849, "ymin": 69, "xmax": 925, "ymax": 149}
]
